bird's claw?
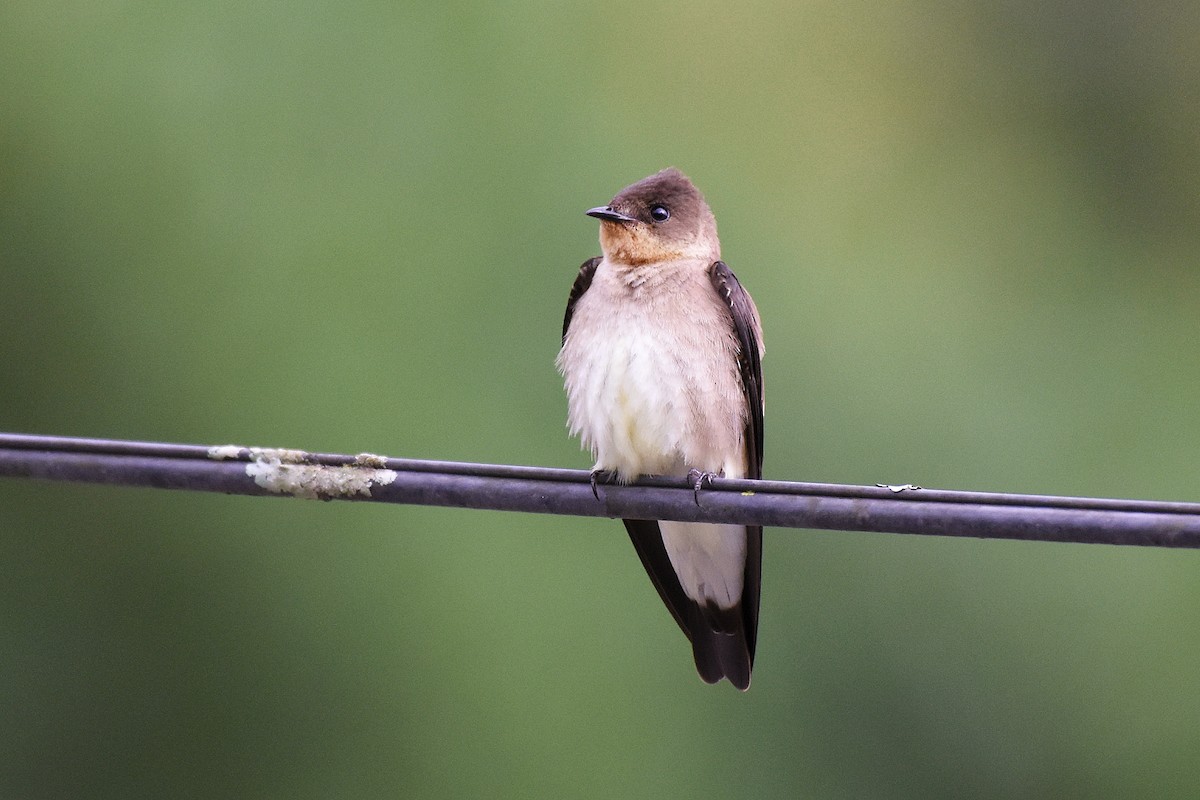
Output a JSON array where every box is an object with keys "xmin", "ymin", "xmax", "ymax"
[
  {"xmin": 589, "ymin": 469, "xmax": 613, "ymax": 501},
  {"xmin": 686, "ymin": 468, "xmax": 717, "ymax": 506}
]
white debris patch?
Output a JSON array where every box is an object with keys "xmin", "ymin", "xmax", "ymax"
[
  {"xmin": 247, "ymin": 447, "xmax": 310, "ymax": 463},
  {"xmin": 354, "ymin": 453, "xmax": 391, "ymax": 468},
  {"xmin": 245, "ymin": 455, "xmax": 397, "ymax": 500},
  {"xmin": 207, "ymin": 444, "xmax": 245, "ymax": 460}
]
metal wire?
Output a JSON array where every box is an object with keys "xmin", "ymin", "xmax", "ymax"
[{"xmin": 2, "ymin": 432, "xmax": 1199, "ymax": 547}]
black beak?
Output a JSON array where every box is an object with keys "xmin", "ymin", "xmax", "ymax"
[{"xmin": 586, "ymin": 205, "xmax": 638, "ymax": 224}]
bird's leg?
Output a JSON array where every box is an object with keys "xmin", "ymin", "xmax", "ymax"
[
  {"xmin": 686, "ymin": 468, "xmax": 718, "ymax": 506},
  {"xmin": 589, "ymin": 469, "xmax": 616, "ymax": 501}
]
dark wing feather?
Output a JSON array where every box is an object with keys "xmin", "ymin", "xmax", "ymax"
[
  {"xmin": 623, "ymin": 520, "xmax": 693, "ymax": 637},
  {"xmin": 562, "ymin": 257, "xmax": 602, "ymax": 343},
  {"xmin": 623, "ymin": 519, "xmax": 728, "ymax": 685},
  {"xmin": 709, "ymin": 261, "xmax": 764, "ymax": 481},
  {"xmin": 710, "ymin": 260, "xmax": 766, "ymax": 681}
]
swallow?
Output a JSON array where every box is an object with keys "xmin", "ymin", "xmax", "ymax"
[{"xmin": 557, "ymin": 168, "xmax": 765, "ymax": 689}]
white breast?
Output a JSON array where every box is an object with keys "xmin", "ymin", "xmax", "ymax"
[{"xmin": 556, "ymin": 257, "xmax": 748, "ymax": 483}]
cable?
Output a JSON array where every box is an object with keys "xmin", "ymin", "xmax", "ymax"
[{"xmin": 2, "ymin": 432, "xmax": 1199, "ymax": 547}]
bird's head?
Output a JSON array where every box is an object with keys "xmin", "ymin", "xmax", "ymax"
[{"xmin": 586, "ymin": 168, "xmax": 720, "ymax": 267}]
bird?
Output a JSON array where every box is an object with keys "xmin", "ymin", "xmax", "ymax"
[{"xmin": 556, "ymin": 168, "xmax": 765, "ymax": 690}]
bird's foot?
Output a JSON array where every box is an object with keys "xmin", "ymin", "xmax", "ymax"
[
  {"xmin": 589, "ymin": 469, "xmax": 616, "ymax": 501},
  {"xmin": 686, "ymin": 468, "xmax": 718, "ymax": 506}
]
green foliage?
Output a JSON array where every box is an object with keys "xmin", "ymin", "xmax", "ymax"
[{"xmin": 2, "ymin": 2, "xmax": 1199, "ymax": 797}]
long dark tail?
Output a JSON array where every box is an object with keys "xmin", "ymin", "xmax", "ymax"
[{"xmin": 623, "ymin": 518, "xmax": 761, "ymax": 690}]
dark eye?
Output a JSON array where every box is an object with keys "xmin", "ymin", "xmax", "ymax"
[{"xmin": 649, "ymin": 205, "xmax": 670, "ymax": 222}]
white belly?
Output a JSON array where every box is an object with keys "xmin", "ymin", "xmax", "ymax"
[{"xmin": 557, "ymin": 260, "xmax": 751, "ymax": 611}]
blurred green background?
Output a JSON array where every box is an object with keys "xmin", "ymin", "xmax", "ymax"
[{"xmin": 2, "ymin": 1, "xmax": 1199, "ymax": 797}]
